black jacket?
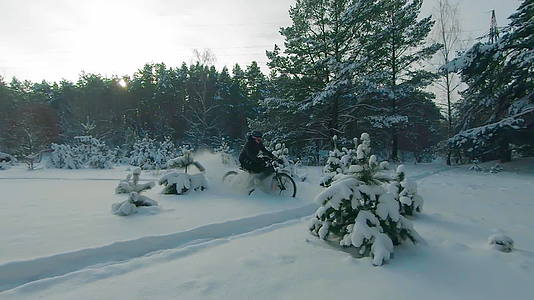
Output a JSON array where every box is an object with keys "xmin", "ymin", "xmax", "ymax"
[{"xmin": 239, "ymin": 136, "xmax": 275, "ymax": 167}]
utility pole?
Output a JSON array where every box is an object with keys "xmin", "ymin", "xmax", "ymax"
[{"xmin": 489, "ymin": 10, "xmax": 499, "ymax": 43}]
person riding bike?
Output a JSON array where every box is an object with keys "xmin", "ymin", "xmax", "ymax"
[{"xmin": 239, "ymin": 131, "xmax": 280, "ymax": 180}]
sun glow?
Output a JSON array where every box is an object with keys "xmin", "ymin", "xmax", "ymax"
[{"xmin": 118, "ymin": 78, "xmax": 127, "ymax": 88}]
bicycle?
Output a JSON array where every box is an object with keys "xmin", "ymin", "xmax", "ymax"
[{"xmin": 222, "ymin": 157, "xmax": 297, "ymax": 197}]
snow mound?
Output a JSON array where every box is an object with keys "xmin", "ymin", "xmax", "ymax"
[{"xmin": 488, "ymin": 234, "xmax": 514, "ymax": 253}]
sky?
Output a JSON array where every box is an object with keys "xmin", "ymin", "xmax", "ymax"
[{"xmin": 0, "ymin": 0, "xmax": 521, "ymax": 82}]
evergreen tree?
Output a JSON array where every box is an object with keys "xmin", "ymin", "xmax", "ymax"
[
  {"xmin": 359, "ymin": 0, "xmax": 441, "ymax": 161},
  {"xmin": 320, "ymin": 135, "xmax": 345, "ymax": 187},
  {"xmin": 445, "ymin": 0, "xmax": 533, "ymax": 161},
  {"xmin": 310, "ymin": 133, "xmax": 421, "ymax": 266}
]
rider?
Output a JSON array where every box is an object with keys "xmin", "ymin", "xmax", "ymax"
[{"xmin": 239, "ymin": 131, "xmax": 279, "ymax": 179}]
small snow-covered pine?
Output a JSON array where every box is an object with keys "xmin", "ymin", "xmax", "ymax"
[
  {"xmin": 390, "ymin": 165, "xmax": 424, "ymax": 216},
  {"xmin": 167, "ymin": 147, "xmax": 206, "ymax": 173},
  {"xmin": 0, "ymin": 152, "xmax": 14, "ymax": 170},
  {"xmin": 159, "ymin": 172, "xmax": 207, "ymax": 195},
  {"xmin": 129, "ymin": 136, "xmax": 176, "ymax": 170},
  {"xmin": 469, "ymin": 159, "xmax": 484, "ymax": 172},
  {"xmin": 310, "ymin": 133, "xmax": 421, "ymax": 266},
  {"xmin": 271, "ymin": 142, "xmax": 306, "ymax": 181},
  {"xmin": 320, "ymin": 135, "xmax": 345, "ymax": 187},
  {"xmin": 115, "ymin": 167, "xmax": 155, "ymax": 194},
  {"xmin": 340, "ymin": 137, "xmax": 359, "ymax": 171},
  {"xmin": 74, "ymin": 136, "xmax": 115, "ymax": 169},
  {"xmin": 47, "ymin": 144, "xmax": 83, "ymax": 169},
  {"xmin": 111, "ymin": 192, "xmax": 158, "ymax": 216}
]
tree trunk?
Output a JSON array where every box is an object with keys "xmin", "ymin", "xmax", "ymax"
[
  {"xmin": 330, "ymin": 95, "xmax": 339, "ymax": 137},
  {"xmin": 391, "ymin": 128, "xmax": 399, "ymax": 162}
]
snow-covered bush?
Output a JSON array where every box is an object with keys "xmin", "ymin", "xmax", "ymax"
[
  {"xmin": 46, "ymin": 136, "xmax": 115, "ymax": 169},
  {"xmin": 111, "ymin": 192, "xmax": 158, "ymax": 216},
  {"xmin": 340, "ymin": 138, "xmax": 359, "ymax": 170},
  {"xmin": 271, "ymin": 142, "xmax": 306, "ymax": 181},
  {"xmin": 310, "ymin": 133, "xmax": 421, "ymax": 266},
  {"xmin": 111, "ymin": 198, "xmax": 137, "ymax": 216},
  {"xmin": 74, "ymin": 136, "xmax": 115, "ymax": 169},
  {"xmin": 489, "ymin": 163, "xmax": 504, "ymax": 173},
  {"xmin": 129, "ymin": 136, "xmax": 176, "ymax": 170},
  {"xmin": 0, "ymin": 152, "xmax": 15, "ymax": 170},
  {"xmin": 469, "ymin": 159, "xmax": 484, "ymax": 172},
  {"xmin": 47, "ymin": 144, "xmax": 83, "ymax": 169},
  {"xmin": 115, "ymin": 167, "xmax": 155, "ymax": 194},
  {"xmin": 167, "ymin": 147, "xmax": 206, "ymax": 172},
  {"xmin": 488, "ymin": 234, "xmax": 514, "ymax": 253},
  {"xmin": 448, "ymin": 116, "xmax": 524, "ymax": 162},
  {"xmin": 390, "ymin": 165, "xmax": 423, "ymax": 216},
  {"xmin": 320, "ymin": 135, "xmax": 345, "ymax": 187},
  {"xmin": 159, "ymin": 172, "xmax": 207, "ymax": 195}
]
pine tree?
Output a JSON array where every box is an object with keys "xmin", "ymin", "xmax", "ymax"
[
  {"xmin": 390, "ymin": 165, "xmax": 423, "ymax": 216},
  {"xmin": 310, "ymin": 133, "xmax": 421, "ymax": 266},
  {"xmin": 445, "ymin": 0, "xmax": 533, "ymax": 162},
  {"xmin": 47, "ymin": 143, "xmax": 83, "ymax": 169},
  {"xmin": 320, "ymin": 135, "xmax": 345, "ymax": 187},
  {"xmin": 74, "ymin": 135, "xmax": 115, "ymax": 169},
  {"xmin": 360, "ymin": 0, "xmax": 441, "ymax": 161}
]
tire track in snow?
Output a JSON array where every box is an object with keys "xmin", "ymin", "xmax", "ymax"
[{"xmin": 0, "ymin": 203, "xmax": 317, "ymax": 292}]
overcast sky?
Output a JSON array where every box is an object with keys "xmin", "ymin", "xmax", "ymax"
[{"xmin": 0, "ymin": 0, "xmax": 521, "ymax": 82}]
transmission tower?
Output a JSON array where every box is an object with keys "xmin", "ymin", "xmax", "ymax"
[{"xmin": 489, "ymin": 10, "xmax": 499, "ymax": 43}]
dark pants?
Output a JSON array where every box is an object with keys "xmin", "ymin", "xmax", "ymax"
[{"xmin": 239, "ymin": 156, "xmax": 274, "ymax": 179}]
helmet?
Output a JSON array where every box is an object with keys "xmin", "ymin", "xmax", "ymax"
[{"xmin": 251, "ymin": 131, "xmax": 263, "ymax": 138}]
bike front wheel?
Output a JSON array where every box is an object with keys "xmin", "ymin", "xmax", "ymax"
[{"xmin": 271, "ymin": 173, "xmax": 297, "ymax": 197}]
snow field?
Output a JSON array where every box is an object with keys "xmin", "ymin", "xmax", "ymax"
[
  {"xmin": 0, "ymin": 153, "xmax": 321, "ymax": 264},
  {"xmin": 0, "ymin": 158, "xmax": 533, "ymax": 299}
]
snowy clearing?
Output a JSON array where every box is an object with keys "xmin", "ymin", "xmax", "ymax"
[{"xmin": 1, "ymin": 159, "xmax": 533, "ymax": 299}]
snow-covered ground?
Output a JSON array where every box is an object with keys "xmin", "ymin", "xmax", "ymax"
[{"xmin": 1, "ymin": 157, "xmax": 533, "ymax": 299}]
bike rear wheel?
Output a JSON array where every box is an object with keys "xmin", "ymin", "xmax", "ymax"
[
  {"xmin": 222, "ymin": 171, "xmax": 238, "ymax": 183},
  {"xmin": 271, "ymin": 173, "xmax": 297, "ymax": 197}
]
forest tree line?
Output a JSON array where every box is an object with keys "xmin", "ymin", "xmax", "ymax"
[{"xmin": 1, "ymin": 0, "xmax": 531, "ymax": 164}]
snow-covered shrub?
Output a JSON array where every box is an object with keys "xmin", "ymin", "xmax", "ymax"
[
  {"xmin": 47, "ymin": 144, "xmax": 83, "ymax": 169},
  {"xmin": 448, "ymin": 116, "xmax": 524, "ymax": 162},
  {"xmin": 111, "ymin": 198, "xmax": 137, "ymax": 216},
  {"xmin": 0, "ymin": 152, "xmax": 15, "ymax": 170},
  {"xmin": 111, "ymin": 192, "xmax": 158, "ymax": 216},
  {"xmin": 340, "ymin": 138, "xmax": 359, "ymax": 170},
  {"xmin": 74, "ymin": 136, "xmax": 115, "ymax": 169},
  {"xmin": 129, "ymin": 191, "xmax": 158, "ymax": 207},
  {"xmin": 271, "ymin": 142, "xmax": 306, "ymax": 181},
  {"xmin": 113, "ymin": 146, "xmax": 130, "ymax": 165},
  {"xmin": 489, "ymin": 163, "xmax": 504, "ymax": 173},
  {"xmin": 469, "ymin": 159, "xmax": 484, "ymax": 172},
  {"xmin": 390, "ymin": 165, "xmax": 423, "ymax": 216},
  {"xmin": 159, "ymin": 172, "xmax": 207, "ymax": 195},
  {"xmin": 488, "ymin": 234, "xmax": 514, "ymax": 253},
  {"xmin": 115, "ymin": 167, "xmax": 155, "ymax": 194},
  {"xmin": 292, "ymin": 158, "xmax": 308, "ymax": 182},
  {"xmin": 320, "ymin": 135, "xmax": 345, "ymax": 187},
  {"xmin": 129, "ymin": 136, "xmax": 176, "ymax": 170},
  {"xmin": 167, "ymin": 147, "xmax": 206, "ymax": 173},
  {"xmin": 310, "ymin": 133, "xmax": 421, "ymax": 266}
]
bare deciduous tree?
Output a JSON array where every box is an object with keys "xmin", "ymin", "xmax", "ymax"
[{"xmin": 433, "ymin": 0, "xmax": 463, "ymax": 165}]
